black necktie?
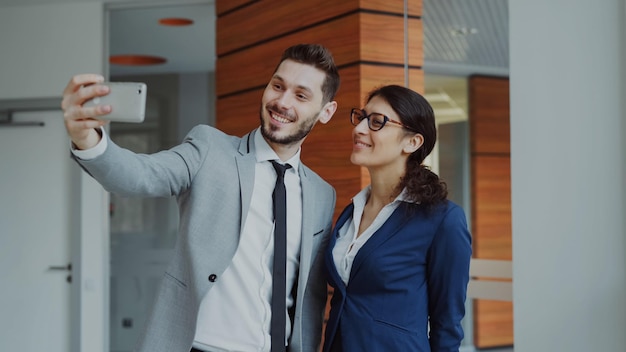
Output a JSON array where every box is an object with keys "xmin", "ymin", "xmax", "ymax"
[{"xmin": 270, "ymin": 160, "xmax": 291, "ymax": 352}]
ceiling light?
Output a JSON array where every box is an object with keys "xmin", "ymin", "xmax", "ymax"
[
  {"xmin": 109, "ymin": 55, "xmax": 167, "ymax": 66},
  {"xmin": 450, "ymin": 27, "xmax": 478, "ymax": 36},
  {"xmin": 159, "ymin": 18, "xmax": 194, "ymax": 26}
]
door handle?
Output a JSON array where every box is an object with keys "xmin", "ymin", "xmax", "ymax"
[
  {"xmin": 48, "ymin": 263, "xmax": 72, "ymax": 283},
  {"xmin": 48, "ymin": 263, "xmax": 72, "ymax": 271}
]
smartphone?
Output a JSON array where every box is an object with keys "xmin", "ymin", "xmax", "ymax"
[{"xmin": 84, "ymin": 82, "xmax": 147, "ymax": 123}]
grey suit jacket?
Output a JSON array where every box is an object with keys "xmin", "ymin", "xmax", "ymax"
[{"xmin": 77, "ymin": 125, "xmax": 336, "ymax": 352}]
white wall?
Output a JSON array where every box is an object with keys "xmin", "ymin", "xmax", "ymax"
[
  {"xmin": 0, "ymin": 3, "xmax": 214, "ymax": 351},
  {"xmin": 0, "ymin": 2, "xmax": 105, "ymax": 99},
  {"xmin": 0, "ymin": 2, "xmax": 109, "ymax": 352},
  {"xmin": 178, "ymin": 71, "xmax": 214, "ymax": 140},
  {"xmin": 510, "ymin": 1, "xmax": 626, "ymax": 351}
]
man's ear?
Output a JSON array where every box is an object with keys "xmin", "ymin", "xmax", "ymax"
[
  {"xmin": 318, "ymin": 101, "xmax": 337, "ymax": 124},
  {"xmin": 403, "ymin": 133, "xmax": 424, "ymax": 154}
]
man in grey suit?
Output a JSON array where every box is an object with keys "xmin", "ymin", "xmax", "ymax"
[{"xmin": 61, "ymin": 44, "xmax": 339, "ymax": 352}]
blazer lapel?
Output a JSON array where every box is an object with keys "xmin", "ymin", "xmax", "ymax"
[
  {"xmin": 235, "ymin": 131, "xmax": 256, "ymax": 232},
  {"xmin": 297, "ymin": 164, "xmax": 315, "ymax": 285},
  {"xmin": 349, "ymin": 205, "xmax": 412, "ymax": 281},
  {"xmin": 325, "ymin": 203, "xmax": 354, "ymax": 292}
]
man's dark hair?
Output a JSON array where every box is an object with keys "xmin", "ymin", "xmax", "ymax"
[{"xmin": 277, "ymin": 43, "xmax": 340, "ymax": 104}]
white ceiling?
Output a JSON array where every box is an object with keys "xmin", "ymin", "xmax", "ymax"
[
  {"xmin": 422, "ymin": 0, "xmax": 508, "ymax": 124},
  {"xmin": 108, "ymin": 3, "xmax": 216, "ymax": 76},
  {"xmin": 423, "ymin": 0, "xmax": 509, "ymax": 77}
]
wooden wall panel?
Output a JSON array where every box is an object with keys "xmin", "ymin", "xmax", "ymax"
[
  {"xmin": 216, "ymin": 13, "xmax": 422, "ymax": 97},
  {"xmin": 215, "ymin": 0, "xmax": 252, "ymax": 16},
  {"xmin": 469, "ymin": 75, "xmax": 513, "ymax": 349},
  {"xmin": 217, "ymin": 0, "xmax": 422, "ymax": 56},
  {"xmin": 360, "ymin": 65, "xmax": 424, "ymax": 94},
  {"xmin": 361, "ymin": 13, "xmax": 422, "ymax": 66},
  {"xmin": 470, "ymin": 76, "xmax": 510, "ymax": 154},
  {"xmin": 216, "ymin": 14, "xmax": 361, "ymax": 97},
  {"xmin": 474, "ymin": 300, "xmax": 514, "ymax": 347},
  {"xmin": 472, "ymin": 156, "xmax": 511, "ymax": 258},
  {"xmin": 215, "ymin": 88, "xmax": 263, "ymax": 137},
  {"xmin": 217, "ymin": 0, "xmax": 358, "ymax": 56},
  {"xmin": 361, "ymin": 0, "xmax": 422, "ymax": 15}
]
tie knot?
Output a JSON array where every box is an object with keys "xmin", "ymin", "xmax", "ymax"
[{"xmin": 271, "ymin": 160, "xmax": 292, "ymax": 178}]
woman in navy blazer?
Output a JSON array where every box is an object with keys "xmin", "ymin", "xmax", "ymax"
[{"xmin": 323, "ymin": 85, "xmax": 472, "ymax": 352}]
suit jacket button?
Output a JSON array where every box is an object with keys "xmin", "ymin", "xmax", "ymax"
[{"xmin": 208, "ymin": 274, "xmax": 217, "ymax": 282}]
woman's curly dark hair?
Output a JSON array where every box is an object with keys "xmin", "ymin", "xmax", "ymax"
[{"xmin": 365, "ymin": 85, "xmax": 448, "ymax": 208}]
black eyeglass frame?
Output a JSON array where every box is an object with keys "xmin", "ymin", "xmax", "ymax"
[{"xmin": 350, "ymin": 108, "xmax": 414, "ymax": 132}]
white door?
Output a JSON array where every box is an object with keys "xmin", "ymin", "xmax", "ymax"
[{"xmin": 0, "ymin": 110, "xmax": 80, "ymax": 351}]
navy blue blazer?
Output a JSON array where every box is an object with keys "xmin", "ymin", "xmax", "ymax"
[{"xmin": 323, "ymin": 200, "xmax": 472, "ymax": 352}]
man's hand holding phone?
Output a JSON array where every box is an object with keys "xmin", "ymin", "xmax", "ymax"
[
  {"xmin": 61, "ymin": 74, "xmax": 147, "ymax": 150},
  {"xmin": 83, "ymin": 82, "xmax": 147, "ymax": 123}
]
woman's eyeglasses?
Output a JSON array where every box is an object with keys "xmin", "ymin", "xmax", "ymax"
[{"xmin": 350, "ymin": 108, "xmax": 413, "ymax": 131}]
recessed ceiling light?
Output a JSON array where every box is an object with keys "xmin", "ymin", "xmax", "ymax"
[
  {"xmin": 159, "ymin": 18, "xmax": 194, "ymax": 26},
  {"xmin": 450, "ymin": 27, "xmax": 478, "ymax": 36},
  {"xmin": 109, "ymin": 55, "xmax": 167, "ymax": 66}
]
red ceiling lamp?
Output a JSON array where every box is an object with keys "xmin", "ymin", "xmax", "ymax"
[
  {"xmin": 109, "ymin": 55, "xmax": 167, "ymax": 66},
  {"xmin": 109, "ymin": 17, "xmax": 193, "ymax": 67},
  {"xmin": 158, "ymin": 17, "xmax": 194, "ymax": 26}
]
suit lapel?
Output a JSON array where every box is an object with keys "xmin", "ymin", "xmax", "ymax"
[
  {"xmin": 235, "ymin": 131, "xmax": 256, "ymax": 232},
  {"xmin": 326, "ymin": 203, "xmax": 354, "ymax": 292},
  {"xmin": 298, "ymin": 164, "xmax": 314, "ymax": 284},
  {"xmin": 349, "ymin": 204, "xmax": 412, "ymax": 281}
]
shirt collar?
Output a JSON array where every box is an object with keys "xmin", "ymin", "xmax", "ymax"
[
  {"xmin": 253, "ymin": 128, "xmax": 301, "ymax": 172},
  {"xmin": 352, "ymin": 185, "xmax": 418, "ymax": 206}
]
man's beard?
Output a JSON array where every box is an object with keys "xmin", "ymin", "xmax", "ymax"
[{"xmin": 259, "ymin": 106, "xmax": 319, "ymax": 145}]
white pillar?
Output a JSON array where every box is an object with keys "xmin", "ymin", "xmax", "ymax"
[{"xmin": 510, "ymin": 1, "xmax": 626, "ymax": 351}]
